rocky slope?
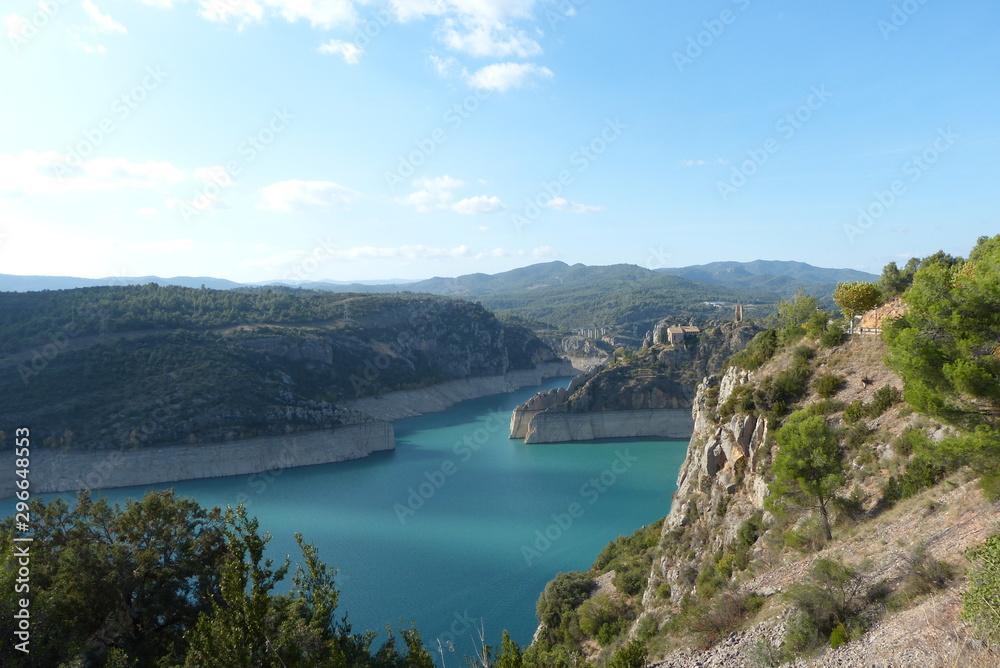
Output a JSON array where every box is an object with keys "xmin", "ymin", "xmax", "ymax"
[
  {"xmin": 632, "ymin": 334, "xmax": 999, "ymax": 666},
  {"xmin": 509, "ymin": 323, "xmax": 757, "ymax": 444},
  {"xmin": 2, "ymin": 288, "xmax": 562, "ymax": 451}
]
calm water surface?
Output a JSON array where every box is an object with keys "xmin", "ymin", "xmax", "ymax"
[{"xmin": 39, "ymin": 378, "xmax": 689, "ymax": 652}]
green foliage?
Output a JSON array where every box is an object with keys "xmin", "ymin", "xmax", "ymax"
[
  {"xmin": 685, "ymin": 593, "xmax": 764, "ymax": 648},
  {"xmin": 832, "ymin": 282, "xmax": 882, "ymax": 328},
  {"xmin": 884, "ymin": 235, "xmax": 1000, "ymax": 432},
  {"xmin": 814, "ymin": 374, "xmax": 845, "ymax": 399},
  {"xmin": 777, "ymin": 290, "xmax": 820, "ymax": 328},
  {"xmin": 782, "ymin": 558, "xmax": 868, "ymax": 657},
  {"xmin": 888, "ymin": 544, "xmax": 954, "ymax": 611},
  {"xmin": 613, "ymin": 565, "xmax": 648, "ymax": 597},
  {"xmin": 820, "ymin": 323, "xmax": 846, "ymax": 348},
  {"xmin": 535, "ymin": 572, "xmax": 595, "ymax": 647},
  {"xmin": 0, "ymin": 491, "xmax": 434, "ymax": 667},
  {"xmin": 963, "ymin": 532, "xmax": 1000, "ymax": 644},
  {"xmin": 843, "ymin": 386, "xmax": 903, "ymax": 426},
  {"xmin": 770, "ymin": 414, "xmax": 845, "ymax": 541},
  {"xmin": 892, "ymin": 427, "xmax": 930, "ymax": 457},
  {"xmin": 878, "ymin": 260, "xmax": 917, "ymax": 299},
  {"xmin": 607, "ymin": 640, "xmax": 647, "ymax": 668},
  {"xmin": 729, "ymin": 329, "xmax": 780, "ymax": 371},
  {"xmin": 829, "ymin": 623, "xmax": 849, "ymax": 649},
  {"xmin": 577, "ymin": 595, "xmax": 628, "ymax": 646},
  {"xmin": 881, "ymin": 455, "xmax": 947, "ymax": 507}
]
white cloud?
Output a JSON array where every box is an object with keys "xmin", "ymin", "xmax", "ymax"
[
  {"xmin": 197, "ymin": 0, "xmax": 356, "ymax": 30},
  {"xmin": 398, "ymin": 176, "xmax": 504, "ymax": 214},
  {"xmin": 466, "ymin": 62, "xmax": 552, "ymax": 92},
  {"xmin": 67, "ymin": 1, "xmax": 127, "ymax": 53},
  {"xmin": 318, "ymin": 38, "xmax": 364, "ymax": 63},
  {"xmin": 545, "ymin": 197, "xmax": 603, "ymax": 214},
  {"xmin": 452, "ymin": 195, "xmax": 504, "ymax": 215},
  {"xmin": 397, "ymin": 175, "xmax": 464, "ymax": 212},
  {"xmin": 0, "ymin": 151, "xmax": 186, "ymax": 196},
  {"xmin": 260, "ymin": 179, "xmax": 361, "ymax": 211},
  {"xmin": 429, "ymin": 53, "xmax": 464, "ymax": 77},
  {"xmin": 82, "ymin": 1, "xmax": 128, "ymax": 34},
  {"xmin": 438, "ymin": 19, "xmax": 541, "ymax": 58}
]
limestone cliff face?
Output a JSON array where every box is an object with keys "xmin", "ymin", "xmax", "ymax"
[
  {"xmin": 508, "ymin": 324, "xmax": 758, "ymax": 444},
  {"xmin": 1, "ymin": 422, "xmax": 394, "ymax": 500},
  {"xmin": 641, "ymin": 365, "xmax": 771, "ymax": 609}
]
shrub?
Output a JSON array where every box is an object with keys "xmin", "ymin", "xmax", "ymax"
[
  {"xmin": 577, "ymin": 595, "xmax": 627, "ymax": 645},
  {"xmin": 613, "ymin": 565, "xmax": 648, "ymax": 597},
  {"xmin": 820, "ymin": 324, "xmax": 846, "ymax": 348},
  {"xmin": 814, "ymin": 374, "xmax": 845, "ymax": 399},
  {"xmin": 782, "ymin": 558, "xmax": 868, "ymax": 656},
  {"xmin": 780, "ymin": 324, "xmax": 806, "ymax": 347},
  {"xmin": 793, "ymin": 345, "xmax": 815, "ymax": 364},
  {"xmin": 608, "ymin": 640, "xmax": 647, "ymax": 668},
  {"xmin": 963, "ymin": 532, "xmax": 1000, "ymax": 644},
  {"xmin": 880, "ymin": 457, "xmax": 946, "ymax": 507},
  {"xmin": 656, "ymin": 582, "xmax": 671, "ymax": 599},
  {"xmin": 730, "ymin": 330, "xmax": 780, "ymax": 371},
  {"xmin": 869, "ymin": 385, "xmax": 903, "ymax": 416},
  {"xmin": 829, "ymin": 623, "xmax": 849, "ymax": 648},
  {"xmin": 689, "ymin": 593, "xmax": 759, "ymax": 648},
  {"xmin": 535, "ymin": 571, "xmax": 595, "ymax": 645},
  {"xmin": 892, "ymin": 428, "xmax": 930, "ymax": 457},
  {"xmin": 842, "ymin": 400, "xmax": 867, "ymax": 425},
  {"xmin": 889, "ymin": 544, "xmax": 954, "ymax": 610},
  {"xmin": 844, "ymin": 422, "xmax": 873, "ymax": 450}
]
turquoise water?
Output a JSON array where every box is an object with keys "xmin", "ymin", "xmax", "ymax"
[{"xmin": 35, "ymin": 378, "xmax": 689, "ymax": 653}]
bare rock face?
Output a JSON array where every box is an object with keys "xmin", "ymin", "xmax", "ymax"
[
  {"xmin": 648, "ymin": 366, "xmax": 771, "ymax": 608},
  {"xmin": 858, "ymin": 296, "xmax": 909, "ymax": 330}
]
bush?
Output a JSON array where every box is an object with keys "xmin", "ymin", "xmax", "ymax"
[
  {"xmin": 608, "ymin": 640, "xmax": 647, "ymax": 668},
  {"xmin": 963, "ymin": 532, "xmax": 1000, "ymax": 644},
  {"xmin": 843, "ymin": 400, "xmax": 867, "ymax": 425},
  {"xmin": 820, "ymin": 324, "xmax": 846, "ymax": 348},
  {"xmin": 793, "ymin": 345, "xmax": 816, "ymax": 364},
  {"xmin": 869, "ymin": 385, "xmax": 903, "ymax": 416},
  {"xmin": 613, "ymin": 565, "xmax": 647, "ymax": 597},
  {"xmin": 829, "ymin": 623, "xmax": 849, "ymax": 648},
  {"xmin": 730, "ymin": 330, "xmax": 780, "ymax": 371},
  {"xmin": 814, "ymin": 374, "xmax": 845, "ymax": 399},
  {"xmin": 782, "ymin": 558, "xmax": 868, "ymax": 656},
  {"xmin": 889, "ymin": 544, "xmax": 954, "ymax": 610},
  {"xmin": 577, "ymin": 594, "xmax": 628, "ymax": 647},
  {"xmin": 535, "ymin": 572, "xmax": 595, "ymax": 645},
  {"xmin": 689, "ymin": 593, "xmax": 760, "ymax": 648},
  {"xmin": 892, "ymin": 427, "xmax": 929, "ymax": 457},
  {"xmin": 880, "ymin": 457, "xmax": 946, "ymax": 507}
]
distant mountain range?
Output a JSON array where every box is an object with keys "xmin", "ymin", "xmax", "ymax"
[
  {"xmin": 656, "ymin": 260, "xmax": 876, "ymax": 286},
  {"xmin": 0, "ymin": 260, "xmax": 878, "ymax": 330}
]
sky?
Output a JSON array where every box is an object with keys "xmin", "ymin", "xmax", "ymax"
[{"xmin": 1, "ymin": 0, "xmax": 998, "ymax": 283}]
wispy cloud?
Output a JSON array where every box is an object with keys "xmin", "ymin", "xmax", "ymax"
[
  {"xmin": 545, "ymin": 197, "xmax": 603, "ymax": 214},
  {"xmin": 318, "ymin": 38, "xmax": 364, "ymax": 64},
  {"xmin": 260, "ymin": 179, "xmax": 361, "ymax": 211},
  {"xmin": 466, "ymin": 62, "xmax": 553, "ymax": 92}
]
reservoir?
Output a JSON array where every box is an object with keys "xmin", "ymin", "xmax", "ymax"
[{"xmin": 39, "ymin": 378, "xmax": 689, "ymax": 654}]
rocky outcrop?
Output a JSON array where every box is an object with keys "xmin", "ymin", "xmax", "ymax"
[
  {"xmin": 521, "ymin": 409, "xmax": 694, "ymax": 444},
  {"xmin": 858, "ymin": 296, "xmax": 908, "ymax": 330},
  {"xmin": 642, "ymin": 365, "xmax": 771, "ymax": 609},
  {"xmin": 343, "ymin": 359, "xmax": 577, "ymax": 422},
  {"xmin": 509, "ymin": 386, "xmax": 568, "ymax": 438},
  {"xmin": 1, "ymin": 422, "xmax": 394, "ymax": 499}
]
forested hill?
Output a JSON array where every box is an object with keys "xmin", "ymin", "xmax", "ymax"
[{"xmin": 0, "ymin": 285, "xmax": 557, "ymax": 450}]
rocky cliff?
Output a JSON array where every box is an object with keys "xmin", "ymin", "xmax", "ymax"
[
  {"xmin": 509, "ymin": 323, "xmax": 757, "ymax": 444},
  {"xmin": 1, "ymin": 422, "xmax": 394, "ymax": 500}
]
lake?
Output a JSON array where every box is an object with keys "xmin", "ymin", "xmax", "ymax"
[{"xmin": 36, "ymin": 378, "xmax": 689, "ymax": 655}]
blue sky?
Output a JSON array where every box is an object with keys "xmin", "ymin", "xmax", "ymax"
[{"xmin": 1, "ymin": 0, "xmax": 997, "ymax": 282}]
